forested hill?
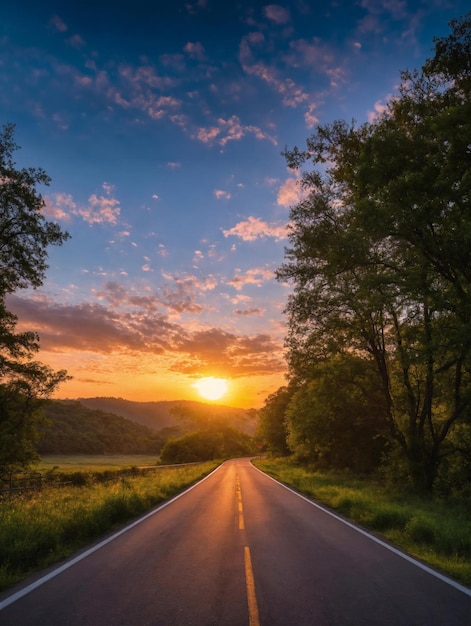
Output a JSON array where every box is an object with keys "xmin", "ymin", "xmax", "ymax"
[
  {"xmin": 75, "ymin": 397, "xmax": 258, "ymax": 435},
  {"xmin": 38, "ymin": 401, "xmax": 173, "ymax": 455}
]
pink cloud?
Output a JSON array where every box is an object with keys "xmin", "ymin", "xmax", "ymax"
[
  {"xmin": 263, "ymin": 5, "xmax": 291, "ymax": 24},
  {"xmin": 214, "ymin": 189, "xmax": 231, "ymax": 200},
  {"xmin": 222, "ymin": 216, "xmax": 288, "ymax": 241},
  {"xmin": 227, "ymin": 266, "xmax": 274, "ymax": 291},
  {"xmin": 197, "ymin": 115, "xmax": 277, "ymax": 146},
  {"xmin": 184, "ymin": 41, "xmax": 206, "ymax": 61},
  {"xmin": 239, "ymin": 35, "xmax": 308, "ymax": 107},
  {"xmin": 45, "ymin": 184, "xmax": 121, "ymax": 225}
]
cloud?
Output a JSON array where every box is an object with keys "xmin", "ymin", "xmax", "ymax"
[
  {"xmin": 45, "ymin": 184, "xmax": 121, "ymax": 225},
  {"xmin": 79, "ymin": 190, "xmax": 121, "ymax": 225},
  {"xmin": 159, "ymin": 272, "xmax": 217, "ymax": 314},
  {"xmin": 67, "ymin": 34, "xmax": 85, "ymax": 48},
  {"xmin": 214, "ymin": 189, "xmax": 231, "ymax": 200},
  {"xmin": 44, "ymin": 193, "xmax": 75, "ymax": 221},
  {"xmin": 185, "ymin": 0, "xmax": 208, "ymax": 15},
  {"xmin": 174, "ymin": 328, "xmax": 285, "ymax": 376},
  {"xmin": 367, "ymin": 94, "xmax": 395, "ymax": 122},
  {"xmin": 6, "ymin": 292, "xmax": 285, "ymax": 377},
  {"xmin": 234, "ymin": 308, "xmax": 265, "ymax": 316},
  {"xmin": 222, "ymin": 216, "xmax": 288, "ymax": 241},
  {"xmin": 50, "ymin": 15, "xmax": 67, "ymax": 32},
  {"xmin": 277, "ymin": 172, "xmax": 305, "ymax": 207},
  {"xmin": 7, "ymin": 294, "xmax": 165, "ymax": 354},
  {"xmin": 197, "ymin": 115, "xmax": 277, "ymax": 146},
  {"xmin": 285, "ymin": 38, "xmax": 347, "ymax": 89},
  {"xmin": 239, "ymin": 35, "xmax": 308, "ymax": 107},
  {"xmin": 304, "ymin": 103, "xmax": 319, "ymax": 128},
  {"xmin": 263, "ymin": 5, "xmax": 291, "ymax": 24},
  {"xmin": 227, "ymin": 266, "xmax": 274, "ymax": 291},
  {"xmin": 184, "ymin": 41, "xmax": 206, "ymax": 61},
  {"xmin": 157, "ymin": 244, "xmax": 169, "ymax": 257}
]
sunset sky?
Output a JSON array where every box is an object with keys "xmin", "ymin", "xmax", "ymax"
[{"xmin": 1, "ymin": 1, "xmax": 467, "ymax": 407}]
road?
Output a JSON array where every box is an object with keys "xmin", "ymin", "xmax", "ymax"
[{"xmin": 0, "ymin": 458, "xmax": 469, "ymax": 625}]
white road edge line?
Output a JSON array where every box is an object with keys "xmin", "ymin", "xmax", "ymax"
[
  {"xmin": 251, "ymin": 463, "xmax": 471, "ymax": 597},
  {"xmin": 0, "ymin": 464, "xmax": 224, "ymax": 611}
]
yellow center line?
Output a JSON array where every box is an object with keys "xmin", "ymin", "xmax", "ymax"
[
  {"xmin": 244, "ymin": 546, "xmax": 261, "ymax": 626},
  {"xmin": 236, "ymin": 473, "xmax": 245, "ymax": 529}
]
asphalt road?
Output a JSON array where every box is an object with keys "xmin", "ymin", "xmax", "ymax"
[{"xmin": 0, "ymin": 458, "xmax": 469, "ymax": 626}]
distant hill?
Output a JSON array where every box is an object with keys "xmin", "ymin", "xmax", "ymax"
[
  {"xmin": 38, "ymin": 400, "xmax": 175, "ymax": 455},
  {"xmin": 75, "ymin": 397, "xmax": 258, "ymax": 435}
]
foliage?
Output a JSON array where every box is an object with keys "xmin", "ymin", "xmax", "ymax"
[
  {"xmin": 254, "ymin": 458, "xmax": 471, "ymax": 586},
  {"xmin": 285, "ymin": 355, "xmax": 389, "ymax": 472},
  {"xmin": 160, "ymin": 425, "xmax": 256, "ymax": 464},
  {"xmin": 256, "ymin": 385, "xmax": 294, "ymax": 456},
  {"xmin": 37, "ymin": 401, "xmax": 169, "ymax": 455},
  {"xmin": 277, "ymin": 15, "xmax": 471, "ymax": 492},
  {"xmin": 78, "ymin": 398, "xmax": 258, "ymax": 435},
  {"xmin": 0, "ymin": 462, "xmax": 217, "ymax": 591},
  {"xmin": 0, "ymin": 123, "xmax": 70, "ymax": 295},
  {"xmin": 0, "ymin": 124, "xmax": 70, "ymax": 473}
]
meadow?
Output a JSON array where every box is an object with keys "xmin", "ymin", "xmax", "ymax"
[
  {"xmin": 253, "ymin": 458, "xmax": 471, "ymax": 587},
  {"xmin": 37, "ymin": 454, "xmax": 160, "ymax": 472},
  {"xmin": 0, "ymin": 458, "xmax": 218, "ymax": 592}
]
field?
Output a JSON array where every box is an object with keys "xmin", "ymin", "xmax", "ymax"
[
  {"xmin": 0, "ymin": 457, "xmax": 218, "ymax": 592},
  {"xmin": 254, "ymin": 458, "xmax": 471, "ymax": 588},
  {"xmin": 37, "ymin": 454, "xmax": 160, "ymax": 472}
]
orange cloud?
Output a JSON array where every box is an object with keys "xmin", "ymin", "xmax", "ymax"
[{"xmin": 6, "ymin": 293, "xmax": 285, "ymax": 379}]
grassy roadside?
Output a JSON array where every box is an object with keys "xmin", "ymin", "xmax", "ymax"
[
  {"xmin": 253, "ymin": 457, "xmax": 471, "ymax": 588},
  {"xmin": 0, "ymin": 461, "xmax": 218, "ymax": 592}
]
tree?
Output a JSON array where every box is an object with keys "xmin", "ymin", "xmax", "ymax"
[
  {"xmin": 256, "ymin": 386, "xmax": 294, "ymax": 456},
  {"xmin": 0, "ymin": 124, "xmax": 70, "ymax": 473},
  {"xmin": 285, "ymin": 355, "xmax": 389, "ymax": 472},
  {"xmin": 278, "ymin": 15, "xmax": 470, "ymax": 492},
  {"xmin": 160, "ymin": 426, "xmax": 255, "ymax": 464}
]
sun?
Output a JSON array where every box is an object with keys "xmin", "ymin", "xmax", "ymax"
[{"xmin": 193, "ymin": 377, "xmax": 228, "ymax": 401}]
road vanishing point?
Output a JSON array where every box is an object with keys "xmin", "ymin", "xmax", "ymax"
[{"xmin": 0, "ymin": 458, "xmax": 470, "ymax": 625}]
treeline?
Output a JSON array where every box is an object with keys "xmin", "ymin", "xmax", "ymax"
[
  {"xmin": 37, "ymin": 401, "xmax": 257, "ymax": 462},
  {"xmin": 160, "ymin": 425, "xmax": 256, "ymax": 464},
  {"xmin": 38, "ymin": 401, "xmax": 175, "ymax": 455},
  {"xmin": 259, "ymin": 16, "xmax": 471, "ymax": 496}
]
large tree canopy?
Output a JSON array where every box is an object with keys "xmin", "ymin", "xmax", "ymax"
[
  {"xmin": 0, "ymin": 124, "xmax": 69, "ymax": 295},
  {"xmin": 277, "ymin": 14, "xmax": 470, "ymax": 492},
  {"xmin": 0, "ymin": 124, "xmax": 70, "ymax": 473}
]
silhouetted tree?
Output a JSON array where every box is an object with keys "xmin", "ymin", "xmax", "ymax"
[
  {"xmin": 278, "ymin": 15, "xmax": 470, "ymax": 491},
  {"xmin": 0, "ymin": 124, "xmax": 70, "ymax": 473}
]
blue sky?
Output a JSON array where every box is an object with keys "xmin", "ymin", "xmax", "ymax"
[{"xmin": 1, "ymin": 0, "xmax": 467, "ymax": 407}]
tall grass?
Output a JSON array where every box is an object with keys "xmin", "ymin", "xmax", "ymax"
[
  {"xmin": 0, "ymin": 462, "xmax": 218, "ymax": 591},
  {"xmin": 254, "ymin": 458, "xmax": 471, "ymax": 587}
]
